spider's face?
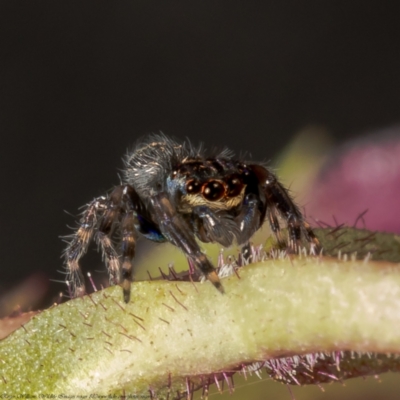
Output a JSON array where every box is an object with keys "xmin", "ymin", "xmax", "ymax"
[{"xmin": 171, "ymin": 160, "xmax": 248, "ymax": 213}]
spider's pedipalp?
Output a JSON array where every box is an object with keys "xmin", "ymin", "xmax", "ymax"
[
  {"xmin": 149, "ymin": 192, "xmax": 223, "ymax": 293},
  {"xmin": 233, "ymin": 193, "xmax": 262, "ymax": 245}
]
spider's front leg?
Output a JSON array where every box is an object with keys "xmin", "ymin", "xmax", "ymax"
[
  {"xmin": 149, "ymin": 193, "xmax": 224, "ymax": 293},
  {"xmin": 249, "ymin": 165, "xmax": 320, "ymax": 253}
]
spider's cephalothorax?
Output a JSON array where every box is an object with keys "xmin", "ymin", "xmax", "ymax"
[{"xmin": 64, "ymin": 134, "xmax": 319, "ymax": 302}]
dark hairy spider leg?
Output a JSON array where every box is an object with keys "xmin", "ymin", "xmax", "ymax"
[
  {"xmin": 249, "ymin": 164, "xmax": 320, "ymax": 253},
  {"xmin": 120, "ymin": 211, "xmax": 136, "ymax": 303},
  {"xmin": 97, "ymin": 185, "xmax": 127, "ymax": 287},
  {"xmin": 264, "ymin": 178, "xmax": 304, "ymax": 252},
  {"xmin": 301, "ymin": 221, "xmax": 320, "ymax": 254},
  {"xmin": 149, "ymin": 193, "xmax": 224, "ymax": 293},
  {"xmin": 267, "ymin": 180, "xmax": 320, "ymax": 252},
  {"xmin": 121, "ymin": 185, "xmax": 165, "ymax": 303},
  {"xmin": 64, "ymin": 196, "xmax": 107, "ymax": 297},
  {"xmin": 266, "ymin": 208, "xmax": 286, "ymax": 248},
  {"xmin": 119, "ymin": 185, "xmax": 148, "ymax": 303}
]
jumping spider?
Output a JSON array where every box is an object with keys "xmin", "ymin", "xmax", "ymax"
[{"xmin": 64, "ymin": 133, "xmax": 319, "ymax": 302}]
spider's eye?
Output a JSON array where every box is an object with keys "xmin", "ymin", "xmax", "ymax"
[
  {"xmin": 186, "ymin": 179, "xmax": 201, "ymax": 194},
  {"xmin": 202, "ymin": 180, "xmax": 225, "ymax": 201},
  {"xmin": 226, "ymin": 174, "xmax": 244, "ymax": 197}
]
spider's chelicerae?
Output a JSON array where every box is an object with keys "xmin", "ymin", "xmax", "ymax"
[{"xmin": 64, "ymin": 134, "xmax": 319, "ymax": 302}]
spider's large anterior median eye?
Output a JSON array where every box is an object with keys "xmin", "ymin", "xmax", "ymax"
[
  {"xmin": 202, "ymin": 180, "xmax": 226, "ymax": 201},
  {"xmin": 186, "ymin": 179, "xmax": 201, "ymax": 194},
  {"xmin": 226, "ymin": 174, "xmax": 244, "ymax": 197}
]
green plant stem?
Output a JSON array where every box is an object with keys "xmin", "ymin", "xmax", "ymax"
[{"xmin": 1, "ymin": 254, "xmax": 400, "ymax": 396}]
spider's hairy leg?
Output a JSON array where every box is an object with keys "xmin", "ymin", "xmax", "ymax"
[
  {"xmin": 269, "ymin": 180, "xmax": 320, "ymax": 252},
  {"xmin": 301, "ymin": 220, "xmax": 320, "ymax": 255},
  {"xmin": 266, "ymin": 208, "xmax": 286, "ymax": 248},
  {"xmin": 120, "ymin": 211, "xmax": 136, "ymax": 303},
  {"xmin": 97, "ymin": 186, "xmax": 126, "ymax": 288},
  {"xmin": 249, "ymin": 164, "xmax": 320, "ymax": 253},
  {"xmin": 64, "ymin": 196, "xmax": 107, "ymax": 298},
  {"xmin": 120, "ymin": 184, "xmax": 163, "ymax": 303},
  {"xmin": 150, "ymin": 193, "xmax": 224, "ymax": 293}
]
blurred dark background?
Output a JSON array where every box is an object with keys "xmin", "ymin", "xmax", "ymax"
[{"xmin": 1, "ymin": 1, "xmax": 400, "ymax": 310}]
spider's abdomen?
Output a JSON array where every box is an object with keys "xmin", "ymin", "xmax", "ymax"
[{"xmin": 124, "ymin": 136, "xmax": 187, "ymax": 198}]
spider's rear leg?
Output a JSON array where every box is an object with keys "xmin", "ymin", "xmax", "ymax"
[
  {"xmin": 301, "ymin": 221, "xmax": 320, "ymax": 255},
  {"xmin": 120, "ymin": 212, "xmax": 136, "ymax": 303},
  {"xmin": 97, "ymin": 186, "xmax": 126, "ymax": 287},
  {"xmin": 285, "ymin": 213, "xmax": 320, "ymax": 254},
  {"xmin": 266, "ymin": 208, "xmax": 286, "ymax": 249},
  {"xmin": 286, "ymin": 215, "xmax": 303, "ymax": 253},
  {"xmin": 249, "ymin": 164, "xmax": 320, "ymax": 253},
  {"xmin": 65, "ymin": 196, "xmax": 107, "ymax": 297},
  {"xmin": 268, "ymin": 207, "xmax": 317, "ymax": 254},
  {"xmin": 266, "ymin": 180, "xmax": 320, "ymax": 253}
]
